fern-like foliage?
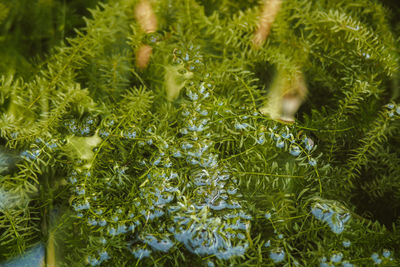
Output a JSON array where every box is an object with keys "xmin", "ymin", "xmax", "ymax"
[{"xmin": 0, "ymin": 0, "xmax": 399, "ymax": 266}]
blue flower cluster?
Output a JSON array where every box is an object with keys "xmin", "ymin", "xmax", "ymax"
[
  {"xmin": 21, "ymin": 138, "xmax": 59, "ymax": 162},
  {"xmin": 87, "ymin": 251, "xmax": 110, "ymax": 266},
  {"xmin": 142, "ymin": 235, "xmax": 174, "ymax": 252},
  {"xmin": 266, "ymin": 126, "xmax": 317, "ymax": 167},
  {"xmin": 320, "ymin": 254, "xmax": 353, "ymax": 267},
  {"xmin": 386, "ymin": 102, "xmax": 400, "ymax": 118},
  {"xmin": 64, "ymin": 115, "xmax": 98, "ymax": 137},
  {"xmin": 20, "ymin": 149, "xmax": 40, "ymax": 160},
  {"xmin": 66, "ymin": 46, "xmax": 344, "ymax": 265},
  {"xmin": 172, "ymin": 217, "xmax": 248, "ymax": 260},
  {"xmin": 371, "ymin": 249, "xmax": 394, "ymax": 265},
  {"xmin": 72, "ymin": 47, "xmax": 249, "ymax": 262},
  {"xmin": 311, "ymin": 201, "xmax": 351, "ymax": 234}
]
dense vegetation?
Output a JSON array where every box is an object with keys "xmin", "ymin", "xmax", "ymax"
[{"xmin": 0, "ymin": 0, "xmax": 399, "ymax": 266}]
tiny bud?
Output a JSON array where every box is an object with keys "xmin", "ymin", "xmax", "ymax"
[
  {"xmin": 134, "ymin": 0, "xmax": 157, "ymax": 33},
  {"xmin": 136, "ymin": 45, "xmax": 153, "ymax": 69}
]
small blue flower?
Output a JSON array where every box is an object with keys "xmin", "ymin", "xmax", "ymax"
[
  {"xmin": 257, "ymin": 136, "xmax": 265, "ymax": 144},
  {"xmin": 387, "ymin": 104, "xmax": 394, "ymax": 109},
  {"xmin": 169, "ymin": 172, "xmax": 179, "ymax": 180},
  {"xmin": 311, "ymin": 207, "xmax": 324, "ymax": 220},
  {"xmin": 331, "ymin": 253, "xmax": 343, "ymax": 263},
  {"xmin": 99, "ymin": 130, "xmax": 110, "ymax": 138},
  {"xmin": 329, "ymin": 213, "xmax": 351, "ymax": 234},
  {"xmin": 264, "ymin": 212, "xmax": 271, "ymax": 219},
  {"xmin": 373, "ymin": 258, "xmax": 382, "ymax": 265},
  {"xmin": 276, "ymin": 141, "xmax": 285, "ymax": 148},
  {"xmin": 234, "ymin": 123, "xmax": 250, "ymax": 130},
  {"xmin": 21, "ymin": 149, "xmax": 41, "ymax": 160},
  {"xmin": 269, "ymin": 248, "xmax": 285, "ymax": 263},
  {"xmin": 199, "ymin": 84, "xmax": 206, "ymax": 94},
  {"xmin": 143, "ymin": 235, "xmax": 174, "ymax": 252},
  {"xmin": 132, "ymin": 248, "xmax": 151, "ymax": 259},
  {"xmin": 281, "ymin": 133, "xmax": 289, "ymax": 139},
  {"xmin": 76, "ymin": 188, "xmax": 85, "ymax": 195},
  {"xmin": 303, "ymin": 137, "xmax": 314, "ymax": 150},
  {"xmin": 363, "ymin": 53, "xmax": 371, "ymax": 59},
  {"xmin": 87, "ymin": 218, "xmax": 97, "ymax": 226},
  {"xmin": 382, "ymin": 249, "xmax": 391, "ymax": 258},
  {"xmin": 181, "ymin": 143, "xmax": 193, "ymax": 150},
  {"xmin": 237, "ymin": 233, "xmax": 245, "ymax": 239},
  {"xmin": 199, "ymin": 110, "xmax": 208, "ymax": 116},
  {"xmin": 81, "ymin": 126, "xmax": 90, "ymax": 135},
  {"xmin": 308, "ymin": 158, "xmax": 317, "ymax": 167},
  {"xmin": 227, "ymin": 188, "xmax": 238, "ymax": 195},
  {"xmin": 99, "ymin": 251, "xmax": 110, "ymax": 262},
  {"xmin": 116, "ymin": 225, "xmax": 127, "ymax": 234},
  {"xmin": 188, "ymin": 158, "xmax": 199, "ymax": 165},
  {"xmin": 108, "ymin": 227, "xmax": 117, "ymax": 236},
  {"xmin": 290, "ymin": 146, "xmax": 301, "ymax": 156},
  {"xmin": 342, "ymin": 261, "xmax": 353, "ymax": 267},
  {"xmin": 187, "ymin": 91, "xmax": 198, "ymax": 101},
  {"xmin": 396, "ymin": 107, "xmax": 400, "ymax": 115},
  {"xmin": 124, "ymin": 131, "xmax": 136, "ymax": 139},
  {"xmin": 277, "ymin": 234, "xmax": 283, "ymax": 239},
  {"xmin": 153, "ymin": 157, "xmax": 161, "ymax": 166},
  {"xmin": 74, "ymin": 202, "xmax": 90, "ymax": 211},
  {"xmin": 342, "ymin": 240, "xmax": 351, "ymax": 247},
  {"xmin": 371, "ymin": 253, "xmax": 381, "ymax": 264},
  {"xmin": 164, "ymin": 162, "xmax": 172, "ymax": 168},
  {"xmin": 47, "ymin": 143, "xmax": 57, "ymax": 150},
  {"xmin": 88, "ymin": 256, "xmax": 99, "ymax": 266},
  {"xmin": 173, "ymin": 151, "xmax": 182, "ymax": 158}
]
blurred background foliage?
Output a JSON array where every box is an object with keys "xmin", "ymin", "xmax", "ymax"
[{"xmin": 0, "ymin": 0, "xmax": 102, "ymax": 78}]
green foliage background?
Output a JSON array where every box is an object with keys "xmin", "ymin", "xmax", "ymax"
[{"xmin": 0, "ymin": 0, "xmax": 400, "ymax": 266}]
